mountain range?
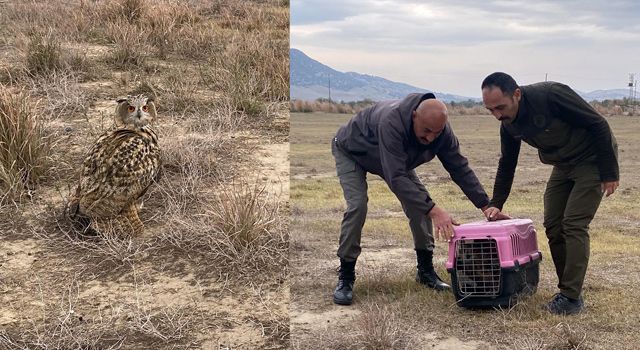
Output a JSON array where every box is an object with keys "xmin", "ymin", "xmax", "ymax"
[{"xmin": 290, "ymin": 48, "xmax": 630, "ymax": 103}]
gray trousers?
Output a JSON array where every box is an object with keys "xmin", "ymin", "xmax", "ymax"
[{"xmin": 332, "ymin": 139, "xmax": 434, "ymax": 262}]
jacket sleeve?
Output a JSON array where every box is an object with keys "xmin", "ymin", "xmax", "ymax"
[
  {"xmin": 436, "ymin": 125, "xmax": 490, "ymax": 209},
  {"xmin": 489, "ymin": 124, "xmax": 521, "ymax": 210},
  {"xmin": 549, "ymin": 83, "xmax": 619, "ymax": 181},
  {"xmin": 378, "ymin": 115, "xmax": 435, "ymax": 217}
]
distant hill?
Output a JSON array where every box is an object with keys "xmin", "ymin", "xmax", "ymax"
[
  {"xmin": 290, "ymin": 48, "xmax": 630, "ymax": 103},
  {"xmin": 290, "ymin": 48, "xmax": 477, "ymax": 103},
  {"xmin": 578, "ymin": 89, "xmax": 631, "ymax": 101}
]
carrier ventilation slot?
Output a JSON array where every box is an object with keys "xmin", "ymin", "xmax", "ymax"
[{"xmin": 455, "ymin": 239, "xmax": 501, "ymax": 297}]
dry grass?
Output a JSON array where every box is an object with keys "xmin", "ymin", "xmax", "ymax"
[
  {"xmin": 290, "ymin": 99, "xmax": 634, "ymax": 117},
  {"xmin": 0, "ymin": 0, "xmax": 289, "ymax": 348},
  {"xmin": 151, "ymin": 178, "xmax": 289, "ymax": 276},
  {"xmin": 0, "ymin": 278, "xmax": 203, "ymax": 350},
  {"xmin": 105, "ymin": 20, "xmax": 150, "ymax": 69},
  {"xmin": 25, "ymin": 31, "xmax": 64, "ymax": 76},
  {"xmin": 0, "ymin": 87, "xmax": 51, "ymax": 203},
  {"xmin": 349, "ymin": 304, "xmax": 415, "ymax": 350},
  {"xmin": 290, "ymin": 99, "xmax": 375, "ymax": 114},
  {"xmin": 1, "ymin": 0, "xmax": 288, "ymax": 120},
  {"xmin": 209, "ymin": 183, "xmax": 279, "ymax": 250},
  {"xmin": 290, "ymin": 112, "xmax": 640, "ymax": 350},
  {"xmin": 293, "ymin": 304, "xmax": 415, "ymax": 350}
]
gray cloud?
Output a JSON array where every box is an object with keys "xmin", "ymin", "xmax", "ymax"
[{"xmin": 291, "ymin": 0, "xmax": 640, "ymax": 96}]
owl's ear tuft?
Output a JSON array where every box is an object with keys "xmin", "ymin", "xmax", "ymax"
[
  {"xmin": 116, "ymin": 98, "xmax": 128, "ymax": 103},
  {"xmin": 146, "ymin": 96, "xmax": 155, "ymax": 104}
]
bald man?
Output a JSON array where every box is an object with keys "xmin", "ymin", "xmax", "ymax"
[{"xmin": 331, "ymin": 93, "xmax": 491, "ymax": 305}]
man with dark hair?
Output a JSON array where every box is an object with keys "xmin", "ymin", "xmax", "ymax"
[
  {"xmin": 481, "ymin": 72, "xmax": 620, "ymax": 315},
  {"xmin": 332, "ymin": 93, "xmax": 491, "ymax": 305}
]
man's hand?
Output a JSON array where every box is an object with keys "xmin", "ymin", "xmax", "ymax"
[
  {"xmin": 428, "ymin": 205, "xmax": 459, "ymax": 241},
  {"xmin": 483, "ymin": 206, "xmax": 512, "ymax": 221},
  {"xmin": 601, "ymin": 180, "xmax": 619, "ymax": 197}
]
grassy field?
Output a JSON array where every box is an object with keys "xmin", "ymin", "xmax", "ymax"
[
  {"xmin": 290, "ymin": 112, "xmax": 640, "ymax": 350},
  {"xmin": 0, "ymin": 1, "xmax": 288, "ymax": 348}
]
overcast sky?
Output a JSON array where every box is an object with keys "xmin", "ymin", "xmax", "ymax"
[{"xmin": 291, "ymin": 0, "xmax": 640, "ymax": 97}]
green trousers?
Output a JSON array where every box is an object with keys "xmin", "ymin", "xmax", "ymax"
[
  {"xmin": 332, "ymin": 139, "xmax": 434, "ymax": 262},
  {"xmin": 543, "ymin": 162, "xmax": 603, "ymax": 299}
]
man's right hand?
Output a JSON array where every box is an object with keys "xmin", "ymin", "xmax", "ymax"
[
  {"xmin": 428, "ymin": 205, "xmax": 459, "ymax": 241},
  {"xmin": 483, "ymin": 207, "xmax": 512, "ymax": 221}
]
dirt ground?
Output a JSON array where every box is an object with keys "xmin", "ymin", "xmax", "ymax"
[
  {"xmin": 290, "ymin": 112, "xmax": 640, "ymax": 350},
  {"xmin": 0, "ymin": 89, "xmax": 289, "ymax": 350},
  {"xmin": 0, "ymin": 1, "xmax": 289, "ymax": 349}
]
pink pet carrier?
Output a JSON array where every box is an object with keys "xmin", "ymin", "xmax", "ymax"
[{"xmin": 445, "ymin": 219, "xmax": 542, "ymax": 308}]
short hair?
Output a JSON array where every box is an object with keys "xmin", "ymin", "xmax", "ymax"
[{"xmin": 481, "ymin": 72, "xmax": 519, "ymax": 96}]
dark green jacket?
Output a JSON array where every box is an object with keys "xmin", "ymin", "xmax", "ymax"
[{"xmin": 490, "ymin": 82, "xmax": 619, "ymax": 210}]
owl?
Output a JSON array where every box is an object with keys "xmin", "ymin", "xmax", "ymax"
[{"xmin": 68, "ymin": 95, "xmax": 161, "ymax": 235}]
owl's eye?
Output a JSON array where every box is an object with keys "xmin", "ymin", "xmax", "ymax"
[
  {"xmin": 142, "ymin": 105, "xmax": 149, "ymax": 112},
  {"xmin": 127, "ymin": 106, "xmax": 135, "ymax": 113}
]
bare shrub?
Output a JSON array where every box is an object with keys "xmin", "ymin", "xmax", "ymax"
[
  {"xmin": 0, "ymin": 277, "xmax": 200, "ymax": 349},
  {"xmin": 290, "ymin": 100, "xmax": 315, "ymax": 113},
  {"xmin": 0, "ymin": 87, "xmax": 51, "ymax": 203},
  {"xmin": 290, "ymin": 99, "xmax": 494, "ymax": 116},
  {"xmin": 247, "ymin": 284, "xmax": 290, "ymax": 345},
  {"xmin": 0, "ymin": 281, "xmax": 126, "ymax": 350},
  {"xmin": 289, "ymin": 99, "xmax": 376, "ymax": 114},
  {"xmin": 43, "ymin": 209, "xmax": 151, "ymax": 268},
  {"xmin": 129, "ymin": 302, "xmax": 194, "ymax": 343},
  {"xmin": 447, "ymin": 102, "xmax": 490, "ymax": 116},
  {"xmin": 26, "ymin": 72, "xmax": 93, "ymax": 120}
]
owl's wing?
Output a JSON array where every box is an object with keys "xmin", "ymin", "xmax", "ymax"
[{"xmin": 79, "ymin": 129, "xmax": 160, "ymax": 217}]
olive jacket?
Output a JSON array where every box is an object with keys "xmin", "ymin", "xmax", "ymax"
[{"xmin": 490, "ymin": 82, "xmax": 619, "ymax": 209}]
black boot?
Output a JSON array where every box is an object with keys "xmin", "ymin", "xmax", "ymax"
[
  {"xmin": 415, "ymin": 249, "xmax": 451, "ymax": 292},
  {"xmin": 333, "ymin": 259, "xmax": 356, "ymax": 305}
]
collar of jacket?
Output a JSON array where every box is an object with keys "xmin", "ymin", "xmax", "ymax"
[{"xmin": 399, "ymin": 92, "xmax": 436, "ymax": 143}]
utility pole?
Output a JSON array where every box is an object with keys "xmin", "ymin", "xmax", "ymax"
[
  {"xmin": 545, "ymin": 73, "xmax": 548, "ymax": 82},
  {"xmin": 328, "ymin": 73, "xmax": 332, "ymax": 102},
  {"xmin": 628, "ymin": 73, "xmax": 635, "ymax": 101},
  {"xmin": 634, "ymin": 79, "xmax": 638, "ymax": 116}
]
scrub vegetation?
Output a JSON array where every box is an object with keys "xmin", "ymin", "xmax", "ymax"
[{"xmin": 0, "ymin": 0, "xmax": 289, "ymax": 348}]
